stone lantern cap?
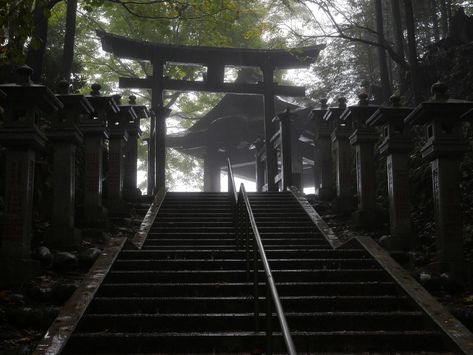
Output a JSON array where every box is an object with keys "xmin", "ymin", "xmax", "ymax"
[
  {"xmin": 112, "ymin": 94, "xmax": 138, "ymax": 124},
  {"xmin": 128, "ymin": 95, "xmax": 150, "ymax": 119},
  {"xmin": 309, "ymin": 98, "xmax": 329, "ymax": 121},
  {"xmin": 55, "ymin": 81, "xmax": 94, "ymax": 116},
  {"xmin": 340, "ymin": 93, "xmax": 379, "ymax": 127},
  {"xmin": 323, "ymin": 97, "xmax": 347, "ymax": 122},
  {"xmin": 85, "ymin": 83, "xmax": 120, "ymax": 116},
  {"xmin": 0, "ymin": 65, "xmax": 63, "ymax": 114},
  {"xmin": 404, "ymin": 82, "xmax": 473, "ymax": 125},
  {"xmin": 367, "ymin": 96, "xmax": 413, "ymax": 127}
]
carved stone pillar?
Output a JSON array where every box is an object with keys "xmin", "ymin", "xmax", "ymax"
[
  {"xmin": 0, "ymin": 66, "xmax": 62, "ymax": 283},
  {"xmin": 341, "ymin": 93, "xmax": 379, "ymax": 227},
  {"xmin": 367, "ymin": 96, "xmax": 414, "ymax": 250},
  {"xmin": 405, "ymin": 82, "xmax": 473, "ymax": 279}
]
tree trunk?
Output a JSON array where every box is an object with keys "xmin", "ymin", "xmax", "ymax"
[
  {"xmin": 26, "ymin": 2, "xmax": 50, "ymax": 82},
  {"xmin": 439, "ymin": 0, "xmax": 449, "ymax": 38},
  {"xmin": 403, "ymin": 0, "xmax": 421, "ymax": 103},
  {"xmin": 62, "ymin": 0, "xmax": 77, "ymax": 80},
  {"xmin": 391, "ymin": 0, "xmax": 408, "ymax": 94},
  {"xmin": 431, "ymin": 0, "xmax": 440, "ymax": 42},
  {"xmin": 374, "ymin": 0, "xmax": 391, "ymax": 103}
]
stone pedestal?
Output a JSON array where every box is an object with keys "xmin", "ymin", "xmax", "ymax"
[
  {"xmin": 405, "ymin": 82, "xmax": 473, "ymax": 278},
  {"xmin": 367, "ymin": 97, "xmax": 415, "ymax": 250},
  {"xmin": 107, "ymin": 129, "xmax": 129, "ymax": 213},
  {"xmin": 331, "ymin": 128, "xmax": 353, "ymax": 213},
  {"xmin": 349, "ymin": 128, "xmax": 379, "ymax": 226},
  {"xmin": 1, "ymin": 141, "xmax": 42, "ymax": 259},
  {"xmin": 81, "ymin": 128, "xmax": 109, "ymax": 226},
  {"xmin": 46, "ymin": 131, "xmax": 83, "ymax": 248}
]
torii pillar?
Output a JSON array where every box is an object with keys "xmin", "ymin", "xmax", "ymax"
[{"xmin": 262, "ymin": 64, "xmax": 278, "ymax": 192}]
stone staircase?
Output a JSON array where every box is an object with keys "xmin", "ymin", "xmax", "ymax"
[{"xmin": 60, "ymin": 191, "xmax": 462, "ymax": 354}]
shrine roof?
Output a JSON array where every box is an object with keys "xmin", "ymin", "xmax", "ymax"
[{"xmin": 97, "ymin": 31, "xmax": 324, "ymax": 69}]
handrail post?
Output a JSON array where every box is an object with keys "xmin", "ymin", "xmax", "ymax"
[
  {"xmin": 253, "ymin": 235, "xmax": 259, "ymax": 332},
  {"xmin": 266, "ymin": 284, "xmax": 273, "ymax": 355},
  {"xmin": 245, "ymin": 215, "xmax": 250, "ymax": 282}
]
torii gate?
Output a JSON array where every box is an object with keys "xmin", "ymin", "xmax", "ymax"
[{"xmin": 97, "ymin": 31, "xmax": 323, "ymax": 192}]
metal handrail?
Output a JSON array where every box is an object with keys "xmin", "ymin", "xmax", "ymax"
[
  {"xmin": 227, "ymin": 158, "xmax": 238, "ymax": 205},
  {"xmin": 227, "ymin": 159, "xmax": 297, "ymax": 355}
]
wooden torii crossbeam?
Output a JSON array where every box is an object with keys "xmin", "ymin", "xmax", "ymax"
[{"xmin": 97, "ymin": 30, "xmax": 324, "ymax": 191}]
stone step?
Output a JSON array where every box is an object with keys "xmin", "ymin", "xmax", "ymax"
[
  {"xmin": 117, "ymin": 249, "xmax": 369, "ymax": 260},
  {"xmin": 88, "ymin": 295, "xmax": 414, "ymax": 314},
  {"xmin": 112, "ymin": 258, "xmax": 377, "ymax": 271},
  {"xmin": 96, "ymin": 281, "xmax": 399, "ymax": 297},
  {"xmin": 65, "ymin": 330, "xmax": 446, "ymax": 353},
  {"xmin": 77, "ymin": 311, "xmax": 426, "ymax": 333}
]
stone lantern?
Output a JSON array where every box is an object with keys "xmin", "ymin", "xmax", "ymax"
[
  {"xmin": 310, "ymin": 99, "xmax": 333, "ymax": 199},
  {"xmin": 340, "ymin": 93, "xmax": 379, "ymax": 227},
  {"xmin": 106, "ymin": 94, "xmax": 135, "ymax": 212},
  {"xmin": 367, "ymin": 96, "xmax": 414, "ymax": 249},
  {"xmin": 46, "ymin": 80, "xmax": 93, "ymax": 248},
  {"xmin": 82, "ymin": 83, "xmax": 119, "ymax": 226},
  {"xmin": 272, "ymin": 108, "xmax": 297, "ymax": 190},
  {"xmin": 122, "ymin": 95, "xmax": 149, "ymax": 200},
  {"xmin": 405, "ymin": 82, "xmax": 473, "ymax": 278},
  {"xmin": 0, "ymin": 66, "xmax": 63, "ymax": 283},
  {"xmin": 327, "ymin": 97, "xmax": 353, "ymax": 213}
]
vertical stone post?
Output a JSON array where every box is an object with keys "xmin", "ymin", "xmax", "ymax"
[
  {"xmin": 273, "ymin": 108, "xmax": 294, "ymax": 190},
  {"xmin": 253, "ymin": 139, "xmax": 265, "ymax": 192},
  {"xmin": 367, "ymin": 96, "xmax": 414, "ymax": 250},
  {"xmin": 341, "ymin": 93, "xmax": 380, "ymax": 227},
  {"xmin": 203, "ymin": 149, "xmax": 221, "ymax": 192},
  {"xmin": 311, "ymin": 99, "xmax": 333, "ymax": 199},
  {"xmin": 405, "ymin": 82, "xmax": 473, "ymax": 278},
  {"xmin": 123, "ymin": 95, "xmax": 149, "ymax": 200},
  {"xmin": 262, "ymin": 64, "xmax": 278, "ymax": 191},
  {"xmin": 0, "ymin": 66, "xmax": 62, "ymax": 283},
  {"xmin": 328, "ymin": 98, "xmax": 353, "ymax": 213},
  {"xmin": 106, "ymin": 95, "xmax": 134, "ymax": 213},
  {"xmin": 147, "ymin": 111, "xmax": 156, "ymax": 195},
  {"xmin": 46, "ymin": 80, "xmax": 92, "ymax": 248},
  {"xmin": 154, "ymin": 106, "xmax": 171, "ymax": 192},
  {"xmin": 82, "ymin": 84, "xmax": 117, "ymax": 226}
]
